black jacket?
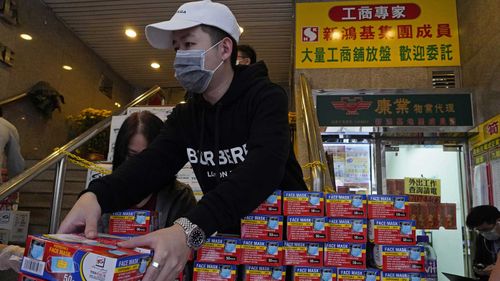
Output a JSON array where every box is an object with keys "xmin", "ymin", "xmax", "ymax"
[
  {"xmin": 473, "ymin": 234, "xmax": 499, "ymax": 281},
  {"xmin": 87, "ymin": 62, "xmax": 307, "ymax": 235}
]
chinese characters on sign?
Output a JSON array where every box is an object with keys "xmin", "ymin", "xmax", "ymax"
[
  {"xmin": 404, "ymin": 177, "xmax": 441, "ymax": 197},
  {"xmin": 296, "ymin": 1, "xmax": 461, "ymax": 68},
  {"xmin": 315, "ymin": 93, "xmax": 472, "ymax": 127}
]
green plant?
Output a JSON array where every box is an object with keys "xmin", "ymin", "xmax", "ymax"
[
  {"xmin": 27, "ymin": 81, "xmax": 65, "ymax": 118},
  {"xmin": 66, "ymin": 108, "xmax": 112, "ymax": 157}
]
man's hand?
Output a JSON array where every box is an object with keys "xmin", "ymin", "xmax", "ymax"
[
  {"xmin": 118, "ymin": 225, "xmax": 191, "ymax": 281},
  {"xmin": 57, "ymin": 192, "xmax": 102, "ymax": 238},
  {"xmin": 0, "ymin": 245, "xmax": 24, "ymax": 272}
]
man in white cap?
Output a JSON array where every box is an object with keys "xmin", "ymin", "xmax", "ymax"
[{"xmin": 59, "ymin": 1, "xmax": 306, "ymax": 280}]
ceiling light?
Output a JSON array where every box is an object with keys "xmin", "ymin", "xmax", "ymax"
[
  {"xmin": 125, "ymin": 28, "xmax": 137, "ymax": 38},
  {"xmin": 150, "ymin": 62, "xmax": 160, "ymax": 69},
  {"xmin": 114, "ymin": 102, "xmax": 121, "ymax": 107},
  {"xmin": 62, "ymin": 65, "xmax": 73, "ymax": 70},
  {"xmin": 20, "ymin": 34, "xmax": 32, "ymax": 40},
  {"xmin": 239, "ymin": 26, "xmax": 244, "ymax": 33}
]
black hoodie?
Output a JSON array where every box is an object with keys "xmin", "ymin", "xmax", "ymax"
[{"xmin": 87, "ymin": 62, "xmax": 307, "ymax": 235}]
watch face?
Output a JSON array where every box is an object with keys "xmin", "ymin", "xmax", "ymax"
[{"xmin": 189, "ymin": 227, "xmax": 206, "ymax": 249}]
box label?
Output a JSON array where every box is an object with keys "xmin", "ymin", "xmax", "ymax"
[
  {"xmin": 369, "ymin": 219, "xmax": 416, "ymax": 245},
  {"xmin": 326, "ymin": 194, "xmax": 367, "ymax": 218},
  {"xmin": 241, "ymin": 215, "xmax": 284, "ymax": 241},
  {"xmin": 292, "ymin": 266, "xmax": 337, "ymax": 281},
  {"xmin": 374, "ymin": 245, "xmax": 425, "ymax": 272},
  {"xmin": 368, "ymin": 195, "xmax": 409, "ymax": 219},
  {"xmin": 109, "ymin": 210, "xmax": 158, "ymax": 236},
  {"xmin": 240, "ymin": 240, "xmax": 284, "ymax": 266},
  {"xmin": 328, "ymin": 218, "xmax": 367, "ymax": 243},
  {"xmin": 196, "ymin": 237, "xmax": 241, "ymax": 265},
  {"xmin": 284, "ymin": 242, "xmax": 324, "ymax": 267},
  {"xmin": 324, "ymin": 242, "xmax": 366, "ymax": 269},
  {"xmin": 193, "ymin": 262, "xmax": 237, "ymax": 281},
  {"xmin": 244, "ymin": 265, "xmax": 286, "ymax": 281},
  {"xmin": 287, "ymin": 217, "xmax": 328, "ymax": 242},
  {"xmin": 284, "ymin": 192, "xmax": 324, "ymax": 216}
]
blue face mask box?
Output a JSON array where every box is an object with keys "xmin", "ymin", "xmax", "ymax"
[
  {"xmin": 325, "ymin": 194, "xmax": 367, "ymax": 218},
  {"xmin": 284, "ymin": 242, "xmax": 324, "ymax": 267},
  {"xmin": 20, "ymin": 234, "xmax": 152, "ymax": 281},
  {"xmin": 243, "ymin": 265, "xmax": 286, "ymax": 281},
  {"xmin": 324, "ymin": 242, "xmax": 366, "ymax": 269},
  {"xmin": 368, "ymin": 195, "xmax": 409, "ymax": 219},
  {"xmin": 193, "ymin": 262, "xmax": 237, "ymax": 281},
  {"xmin": 196, "ymin": 236, "xmax": 241, "ymax": 265},
  {"xmin": 241, "ymin": 240, "xmax": 284, "ymax": 266},
  {"xmin": 328, "ymin": 218, "xmax": 368, "ymax": 243},
  {"xmin": 108, "ymin": 209, "xmax": 159, "ymax": 237},
  {"xmin": 337, "ymin": 268, "xmax": 380, "ymax": 281},
  {"xmin": 292, "ymin": 266, "xmax": 337, "ymax": 281},
  {"xmin": 369, "ymin": 219, "xmax": 416, "ymax": 245},
  {"xmin": 283, "ymin": 192, "xmax": 325, "ymax": 216},
  {"xmin": 241, "ymin": 215, "xmax": 284, "ymax": 241},
  {"xmin": 287, "ymin": 216, "xmax": 328, "ymax": 242},
  {"xmin": 380, "ymin": 272, "xmax": 426, "ymax": 281},
  {"xmin": 373, "ymin": 245, "xmax": 425, "ymax": 272}
]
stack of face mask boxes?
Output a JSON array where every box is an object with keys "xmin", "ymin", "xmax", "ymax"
[
  {"xmin": 367, "ymin": 195, "xmax": 426, "ymax": 281},
  {"xmin": 19, "ymin": 233, "xmax": 152, "ymax": 281}
]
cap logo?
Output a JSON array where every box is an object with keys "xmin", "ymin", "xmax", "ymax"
[{"xmin": 177, "ymin": 9, "xmax": 187, "ymax": 14}]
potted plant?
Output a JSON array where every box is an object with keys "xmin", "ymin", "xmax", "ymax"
[{"xmin": 66, "ymin": 108, "xmax": 112, "ymax": 160}]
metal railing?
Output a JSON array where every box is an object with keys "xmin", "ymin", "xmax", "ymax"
[
  {"xmin": 298, "ymin": 74, "xmax": 333, "ymax": 192},
  {"xmin": 0, "ymin": 85, "xmax": 163, "ymax": 233}
]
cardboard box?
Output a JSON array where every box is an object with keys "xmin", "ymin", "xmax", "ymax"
[
  {"xmin": 380, "ymin": 272, "xmax": 425, "ymax": 281},
  {"xmin": 0, "ymin": 210, "xmax": 29, "ymax": 242},
  {"xmin": 240, "ymin": 240, "xmax": 284, "ymax": 266},
  {"xmin": 287, "ymin": 216, "xmax": 328, "ymax": 242},
  {"xmin": 292, "ymin": 267, "xmax": 337, "ymax": 281},
  {"xmin": 373, "ymin": 245, "xmax": 425, "ymax": 272},
  {"xmin": 328, "ymin": 218, "xmax": 368, "ymax": 243},
  {"xmin": 20, "ymin": 234, "xmax": 152, "ymax": 281},
  {"xmin": 241, "ymin": 215, "xmax": 284, "ymax": 241},
  {"xmin": 325, "ymin": 194, "xmax": 367, "ymax": 218},
  {"xmin": 324, "ymin": 242, "xmax": 366, "ymax": 269},
  {"xmin": 108, "ymin": 209, "xmax": 158, "ymax": 236},
  {"xmin": 193, "ymin": 262, "xmax": 237, "ymax": 281},
  {"xmin": 284, "ymin": 242, "xmax": 324, "ymax": 267},
  {"xmin": 369, "ymin": 219, "xmax": 416, "ymax": 245},
  {"xmin": 253, "ymin": 190, "xmax": 282, "ymax": 215},
  {"xmin": 243, "ymin": 265, "xmax": 286, "ymax": 281},
  {"xmin": 283, "ymin": 192, "xmax": 324, "ymax": 216},
  {"xmin": 367, "ymin": 195, "xmax": 409, "ymax": 219},
  {"xmin": 337, "ymin": 268, "xmax": 380, "ymax": 281},
  {"xmin": 196, "ymin": 236, "xmax": 241, "ymax": 265},
  {"xmin": 18, "ymin": 273, "xmax": 46, "ymax": 281}
]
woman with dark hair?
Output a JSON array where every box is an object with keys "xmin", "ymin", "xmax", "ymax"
[{"xmin": 105, "ymin": 111, "xmax": 196, "ymax": 229}]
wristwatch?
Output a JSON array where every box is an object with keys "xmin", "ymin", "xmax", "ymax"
[{"xmin": 174, "ymin": 217, "xmax": 206, "ymax": 250}]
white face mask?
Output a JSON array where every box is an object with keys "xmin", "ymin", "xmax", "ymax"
[
  {"xmin": 480, "ymin": 222, "xmax": 500, "ymax": 241},
  {"xmin": 173, "ymin": 40, "xmax": 224, "ymax": 93}
]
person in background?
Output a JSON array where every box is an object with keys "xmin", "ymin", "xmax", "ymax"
[
  {"xmin": 109, "ymin": 111, "xmax": 196, "ymax": 228},
  {"xmin": 0, "ymin": 108, "xmax": 25, "ymax": 183},
  {"xmin": 237, "ymin": 44, "xmax": 257, "ymax": 65},
  {"xmin": 466, "ymin": 205, "xmax": 500, "ymax": 281},
  {"xmin": 59, "ymin": 1, "xmax": 307, "ymax": 281}
]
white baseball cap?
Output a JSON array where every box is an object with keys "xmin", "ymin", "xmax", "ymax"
[{"xmin": 145, "ymin": 0, "xmax": 241, "ymax": 50}]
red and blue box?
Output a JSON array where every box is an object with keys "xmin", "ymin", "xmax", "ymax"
[
  {"xmin": 284, "ymin": 242, "xmax": 324, "ymax": 267},
  {"xmin": 324, "ymin": 242, "xmax": 366, "ymax": 269},
  {"xmin": 292, "ymin": 267, "xmax": 337, "ymax": 281},
  {"xmin": 108, "ymin": 209, "xmax": 158, "ymax": 236},
  {"xmin": 369, "ymin": 219, "xmax": 416, "ymax": 245},
  {"xmin": 337, "ymin": 268, "xmax": 380, "ymax": 281},
  {"xmin": 243, "ymin": 265, "xmax": 286, "ymax": 281},
  {"xmin": 241, "ymin": 215, "xmax": 284, "ymax": 241},
  {"xmin": 20, "ymin": 234, "xmax": 152, "ymax": 281},
  {"xmin": 240, "ymin": 240, "xmax": 284, "ymax": 266},
  {"xmin": 367, "ymin": 195, "xmax": 409, "ymax": 219},
  {"xmin": 373, "ymin": 245, "xmax": 425, "ymax": 272},
  {"xmin": 287, "ymin": 216, "xmax": 328, "ymax": 242},
  {"xmin": 325, "ymin": 193, "xmax": 367, "ymax": 218},
  {"xmin": 380, "ymin": 272, "xmax": 425, "ymax": 281},
  {"xmin": 328, "ymin": 218, "xmax": 367, "ymax": 243},
  {"xmin": 196, "ymin": 236, "xmax": 241, "ymax": 265},
  {"xmin": 283, "ymin": 192, "xmax": 324, "ymax": 216},
  {"xmin": 193, "ymin": 262, "xmax": 237, "ymax": 281},
  {"xmin": 253, "ymin": 190, "xmax": 282, "ymax": 215}
]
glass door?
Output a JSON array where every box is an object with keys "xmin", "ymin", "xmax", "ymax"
[{"xmin": 383, "ymin": 143, "xmax": 470, "ymax": 279}]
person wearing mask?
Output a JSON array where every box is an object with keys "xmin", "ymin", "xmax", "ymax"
[
  {"xmin": 58, "ymin": 1, "xmax": 307, "ymax": 281},
  {"xmin": 0, "ymin": 108, "xmax": 25, "ymax": 183},
  {"xmin": 237, "ymin": 44, "xmax": 257, "ymax": 65},
  {"xmin": 101, "ymin": 111, "xmax": 197, "ymax": 231},
  {"xmin": 466, "ymin": 205, "xmax": 500, "ymax": 281}
]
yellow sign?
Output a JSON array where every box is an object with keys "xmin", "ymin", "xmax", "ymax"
[
  {"xmin": 295, "ymin": 0, "xmax": 460, "ymax": 68},
  {"xmin": 404, "ymin": 177, "xmax": 441, "ymax": 196},
  {"xmin": 469, "ymin": 114, "xmax": 500, "ymax": 148}
]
